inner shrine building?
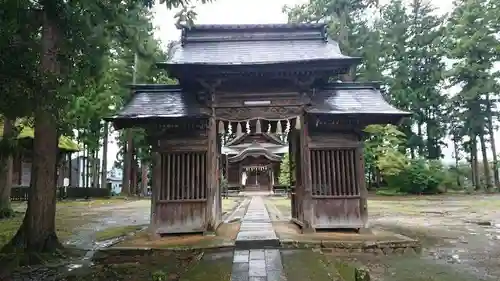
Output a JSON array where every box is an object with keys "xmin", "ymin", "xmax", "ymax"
[
  {"xmin": 107, "ymin": 23, "xmax": 410, "ymax": 235},
  {"xmin": 222, "ymin": 127, "xmax": 288, "ymax": 192}
]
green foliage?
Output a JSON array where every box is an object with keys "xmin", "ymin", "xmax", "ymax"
[
  {"xmin": 285, "ymin": 0, "xmax": 381, "ymax": 80},
  {"xmin": 0, "ymin": 120, "xmax": 79, "ymax": 152},
  {"xmin": 220, "ymin": 172, "xmax": 228, "ymax": 190},
  {"xmin": 286, "ymin": 0, "xmax": 500, "ymax": 193},
  {"xmin": 385, "ymin": 159, "xmax": 447, "ymax": 194},
  {"xmin": 364, "ymin": 124, "xmax": 407, "ymax": 176},
  {"xmin": 151, "ymin": 270, "xmax": 168, "ymax": 281},
  {"xmin": 279, "ymin": 153, "xmax": 291, "ymax": 186}
]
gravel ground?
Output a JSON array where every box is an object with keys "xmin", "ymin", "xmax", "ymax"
[{"xmin": 265, "ymin": 194, "xmax": 500, "ymax": 281}]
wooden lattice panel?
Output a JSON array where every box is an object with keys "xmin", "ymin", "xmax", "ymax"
[
  {"xmin": 310, "ymin": 149, "xmax": 360, "ymax": 197},
  {"xmin": 160, "ymin": 151, "xmax": 207, "ymax": 200}
]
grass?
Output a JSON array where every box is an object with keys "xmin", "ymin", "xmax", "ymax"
[
  {"xmin": 282, "ymin": 249, "xmax": 358, "ymax": 281},
  {"xmin": 283, "ymin": 249, "xmax": 494, "ymax": 281},
  {"xmin": 326, "ymin": 253, "xmax": 495, "ymax": 281},
  {"xmin": 222, "ymin": 198, "xmax": 238, "ymax": 213},
  {"xmin": 375, "ymin": 189, "xmax": 409, "ymax": 196},
  {"xmin": 62, "ymin": 251, "xmax": 205, "ymax": 281},
  {"xmin": 95, "ymin": 225, "xmax": 146, "ymax": 242},
  {"xmin": 0, "ymin": 198, "xmax": 140, "ymax": 248},
  {"xmin": 265, "ymin": 197, "xmax": 291, "ymax": 216},
  {"xmin": 0, "ymin": 211, "xmax": 89, "ymax": 249},
  {"xmin": 58, "ymin": 251, "xmax": 233, "ymax": 281},
  {"xmin": 180, "ymin": 253, "xmax": 232, "ymax": 281}
]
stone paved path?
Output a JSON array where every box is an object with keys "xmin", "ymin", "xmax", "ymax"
[
  {"xmin": 235, "ymin": 196, "xmax": 279, "ymax": 248},
  {"xmin": 232, "ymin": 197, "xmax": 287, "ymax": 281}
]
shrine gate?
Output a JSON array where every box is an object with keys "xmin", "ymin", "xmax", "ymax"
[{"xmin": 107, "ymin": 23, "xmax": 409, "ymax": 234}]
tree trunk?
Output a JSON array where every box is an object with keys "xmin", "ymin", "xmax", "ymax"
[
  {"xmin": 2, "ymin": 9, "xmax": 62, "ymax": 253},
  {"xmin": 91, "ymin": 149, "xmax": 98, "ymax": 188},
  {"xmin": 453, "ymin": 138, "xmax": 461, "ymax": 188},
  {"xmin": 417, "ymin": 123, "xmax": 424, "ymax": 156},
  {"xmin": 101, "ymin": 122, "xmax": 108, "ymax": 189},
  {"xmin": 0, "ymin": 118, "xmax": 14, "ymax": 218},
  {"xmin": 121, "ymin": 130, "xmax": 132, "ymax": 196},
  {"xmin": 141, "ymin": 160, "xmax": 148, "ymax": 196},
  {"xmin": 479, "ymin": 133, "xmax": 492, "ymax": 191},
  {"xmin": 471, "ymin": 136, "xmax": 480, "ymax": 190},
  {"xmin": 82, "ymin": 145, "xmax": 87, "ymax": 188},
  {"xmin": 486, "ymin": 95, "xmax": 499, "ymax": 188},
  {"xmin": 131, "ymin": 153, "xmax": 138, "ymax": 195}
]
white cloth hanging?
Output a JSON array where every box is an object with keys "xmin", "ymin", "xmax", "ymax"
[
  {"xmin": 270, "ymin": 169, "xmax": 274, "ymax": 186},
  {"xmin": 241, "ymin": 171, "xmax": 247, "ymax": 185}
]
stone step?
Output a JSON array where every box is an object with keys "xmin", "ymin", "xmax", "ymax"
[
  {"xmin": 231, "ymin": 249, "xmax": 287, "ymax": 281},
  {"xmin": 235, "ymin": 196, "xmax": 280, "ymax": 249},
  {"xmin": 235, "ymin": 235, "xmax": 280, "ymax": 249}
]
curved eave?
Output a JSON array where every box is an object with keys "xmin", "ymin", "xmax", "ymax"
[
  {"xmin": 307, "ymin": 112, "xmax": 412, "ymax": 126},
  {"xmin": 158, "ymin": 58, "xmax": 360, "ymax": 80},
  {"xmin": 228, "ymin": 149, "xmax": 282, "ymax": 163},
  {"xmin": 104, "ymin": 115, "xmax": 209, "ymax": 130}
]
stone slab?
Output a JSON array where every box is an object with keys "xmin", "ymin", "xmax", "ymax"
[{"xmin": 231, "ymin": 197, "xmax": 287, "ymax": 281}]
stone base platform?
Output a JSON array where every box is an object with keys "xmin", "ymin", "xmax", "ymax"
[
  {"xmin": 274, "ymin": 221, "xmax": 421, "ymax": 255},
  {"xmin": 108, "ymin": 220, "xmax": 240, "ymax": 250}
]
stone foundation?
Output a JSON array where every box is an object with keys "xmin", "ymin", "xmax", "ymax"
[{"xmin": 280, "ymin": 239, "xmax": 421, "ymax": 255}]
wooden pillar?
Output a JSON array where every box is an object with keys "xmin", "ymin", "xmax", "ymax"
[
  {"xmin": 357, "ymin": 141, "xmax": 368, "ymax": 228},
  {"xmin": 150, "ymin": 145, "xmax": 161, "ymax": 235},
  {"xmin": 205, "ymin": 115, "xmax": 219, "ymax": 232},
  {"xmin": 299, "ymin": 115, "xmax": 314, "ymax": 232}
]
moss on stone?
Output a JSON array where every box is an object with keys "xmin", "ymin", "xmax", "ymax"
[
  {"xmin": 94, "ymin": 225, "xmax": 145, "ymax": 242},
  {"xmin": 180, "ymin": 253, "xmax": 232, "ymax": 281}
]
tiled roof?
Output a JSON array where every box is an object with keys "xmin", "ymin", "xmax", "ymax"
[
  {"xmin": 107, "ymin": 83, "xmax": 410, "ymax": 128},
  {"xmin": 167, "ymin": 23, "xmax": 356, "ymax": 65},
  {"xmin": 307, "ymin": 83, "xmax": 411, "ymax": 117},
  {"xmin": 227, "ymin": 142, "xmax": 282, "ymax": 163},
  {"xmin": 107, "ymin": 85, "xmax": 209, "ymax": 120},
  {"xmin": 222, "ymin": 145, "xmax": 288, "ymax": 156}
]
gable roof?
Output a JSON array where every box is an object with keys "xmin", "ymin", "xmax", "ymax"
[
  {"xmin": 307, "ymin": 82, "xmax": 411, "ymax": 123},
  {"xmin": 105, "ymin": 84, "xmax": 210, "ymax": 129},
  {"xmin": 165, "ymin": 23, "xmax": 360, "ymax": 66}
]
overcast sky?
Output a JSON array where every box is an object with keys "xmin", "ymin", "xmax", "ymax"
[{"xmin": 102, "ymin": 0, "xmax": 465, "ymax": 171}]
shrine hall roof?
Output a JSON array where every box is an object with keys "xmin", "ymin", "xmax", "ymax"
[
  {"xmin": 106, "ymin": 82, "xmax": 410, "ymax": 129},
  {"xmin": 227, "ymin": 142, "xmax": 282, "ymax": 163},
  {"xmin": 306, "ymin": 83, "xmax": 411, "ymax": 118},
  {"xmin": 225, "ymin": 132, "xmax": 285, "ymax": 147},
  {"xmin": 165, "ymin": 23, "xmax": 358, "ymax": 66},
  {"xmin": 105, "ymin": 85, "xmax": 209, "ymax": 126}
]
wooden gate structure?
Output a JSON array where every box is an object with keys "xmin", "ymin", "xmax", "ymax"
[{"xmin": 107, "ymin": 23, "xmax": 410, "ymax": 234}]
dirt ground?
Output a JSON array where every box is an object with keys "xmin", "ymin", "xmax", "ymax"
[
  {"xmin": 1, "ymin": 198, "xmax": 240, "ymax": 250},
  {"xmin": 0, "ymin": 198, "xmax": 241, "ymax": 280},
  {"xmin": 265, "ymin": 195, "xmax": 500, "ymax": 281}
]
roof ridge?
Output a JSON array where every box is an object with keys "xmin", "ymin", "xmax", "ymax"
[
  {"xmin": 181, "ymin": 23, "xmax": 326, "ymax": 31},
  {"xmin": 181, "ymin": 23, "xmax": 328, "ymax": 45}
]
